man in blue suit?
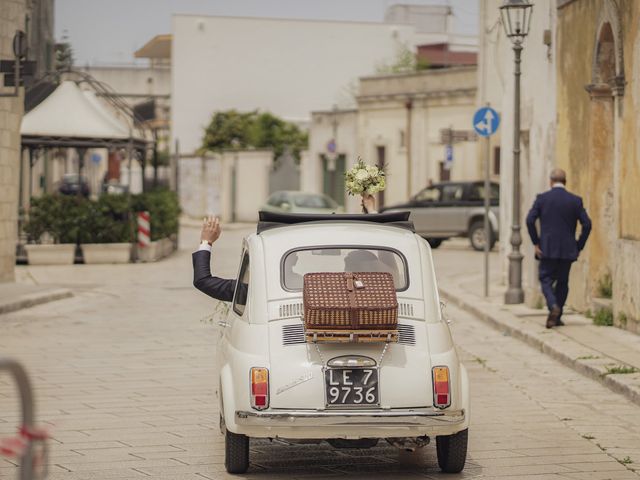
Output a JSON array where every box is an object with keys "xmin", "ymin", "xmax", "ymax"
[{"xmin": 526, "ymin": 169, "xmax": 592, "ymax": 328}]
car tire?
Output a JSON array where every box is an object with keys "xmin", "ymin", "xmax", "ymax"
[
  {"xmin": 426, "ymin": 238, "xmax": 443, "ymax": 249},
  {"xmin": 436, "ymin": 428, "xmax": 468, "ymax": 473},
  {"xmin": 469, "ymin": 221, "xmax": 496, "ymax": 251},
  {"xmin": 225, "ymin": 428, "xmax": 249, "ymax": 474}
]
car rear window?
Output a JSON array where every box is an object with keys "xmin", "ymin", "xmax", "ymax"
[{"xmin": 281, "ymin": 247, "xmax": 408, "ymax": 291}]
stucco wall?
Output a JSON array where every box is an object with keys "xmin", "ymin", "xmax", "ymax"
[
  {"xmin": 557, "ymin": 0, "xmax": 640, "ymax": 324},
  {"xmin": 171, "ymin": 14, "xmax": 468, "ymax": 155},
  {"xmin": 356, "ymin": 67, "xmax": 478, "ymax": 206},
  {"xmin": 0, "ymin": 0, "xmax": 26, "ymax": 282},
  {"xmin": 179, "ymin": 150, "xmax": 271, "ymax": 222},
  {"xmin": 479, "ymin": 0, "xmax": 558, "ymax": 303},
  {"xmin": 305, "ymin": 110, "xmax": 360, "ymax": 212}
]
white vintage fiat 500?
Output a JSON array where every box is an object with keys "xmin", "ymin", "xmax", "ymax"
[{"xmin": 215, "ymin": 212, "xmax": 469, "ymax": 474}]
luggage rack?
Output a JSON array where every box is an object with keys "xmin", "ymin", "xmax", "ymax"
[{"xmin": 305, "ymin": 328, "xmax": 398, "ymax": 344}]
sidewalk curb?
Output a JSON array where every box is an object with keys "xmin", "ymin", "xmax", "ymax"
[
  {"xmin": 0, "ymin": 288, "xmax": 73, "ymax": 316},
  {"xmin": 440, "ymin": 286, "xmax": 640, "ymax": 408}
]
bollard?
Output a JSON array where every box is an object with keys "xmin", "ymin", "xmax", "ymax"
[{"xmin": 137, "ymin": 211, "xmax": 151, "ymax": 248}]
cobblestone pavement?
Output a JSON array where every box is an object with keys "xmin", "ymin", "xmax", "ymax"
[{"xmin": 0, "ymin": 227, "xmax": 639, "ymax": 479}]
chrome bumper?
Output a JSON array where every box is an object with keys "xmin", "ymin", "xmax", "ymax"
[{"xmin": 235, "ymin": 408, "xmax": 465, "ymax": 427}]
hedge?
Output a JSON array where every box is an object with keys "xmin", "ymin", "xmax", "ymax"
[{"xmin": 23, "ymin": 189, "xmax": 181, "ymax": 244}]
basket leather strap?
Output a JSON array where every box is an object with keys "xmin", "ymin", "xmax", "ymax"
[{"xmin": 345, "ymin": 273, "xmax": 358, "ymax": 329}]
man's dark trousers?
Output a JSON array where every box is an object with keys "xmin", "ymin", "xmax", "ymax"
[{"xmin": 538, "ymin": 258, "xmax": 572, "ymax": 314}]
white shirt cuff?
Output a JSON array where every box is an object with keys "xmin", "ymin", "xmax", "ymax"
[{"xmin": 197, "ymin": 243, "xmax": 212, "ymax": 252}]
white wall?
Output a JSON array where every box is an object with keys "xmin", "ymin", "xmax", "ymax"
[
  {"xmin": 306, "ymin": 110, "xmax": 359, "ymax": 212},
  {"xmin": 178, "ymin": 150, "xmax": 272, "ymax": 222},
  {"xmin": 355, "ymin": 68, "xmax": 478, "ymax": 206},
  {"xmin": 172, "ymin": 15, "xmax": 443, "ymax": 155},
  {"xmin": 479, "ymin": 0, "xmax": 557, "ymax": 299}
]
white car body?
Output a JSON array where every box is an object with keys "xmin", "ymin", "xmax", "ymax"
[{"xmin": 215, "ymin": 215, "xmax": 469, "ymax": 473}]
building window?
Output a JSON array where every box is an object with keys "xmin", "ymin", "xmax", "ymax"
[
  {"xmin": 439, "ymin": 161, "xmax": 451, "ymax": 181},
  {"xmin": 493, "ymin": 146, "xmax": 501, "ymax": 175}
]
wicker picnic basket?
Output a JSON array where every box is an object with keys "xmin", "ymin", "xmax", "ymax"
[{"xmin": 302, "ymin": 272, "xmax": 398, "ymax": 343}]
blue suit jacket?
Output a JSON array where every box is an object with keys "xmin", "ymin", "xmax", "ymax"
[{"xmin": 526, "ymin": 186, "xmax": 592, "ymax": 261}]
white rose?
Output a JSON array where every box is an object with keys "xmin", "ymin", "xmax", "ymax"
[{"xmin": 355, "ymin": 170, "xmax": 369, "ymax": 182}]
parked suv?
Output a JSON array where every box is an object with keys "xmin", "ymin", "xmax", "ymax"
[{"xmin": 381, "ymin": 181, "xmax": 499, "ymax": 251}]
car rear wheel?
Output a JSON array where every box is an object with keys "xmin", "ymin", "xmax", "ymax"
[
  {"xmin": 469, "ymin": 221, "xmax": 495, "ymax": 251},
  {"xmin": 426, "ymin": 238, "xmax": 443, "ymax": 249},
  {"xmin": 436, "ymin": 428, "xmax": 468, "ymax": 473},
  {"xmin": 225, "ymin": 428, "xmax": 249, "ymax": 474}
]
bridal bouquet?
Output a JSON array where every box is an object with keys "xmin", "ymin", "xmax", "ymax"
[{"xmin": 344, "ymin": 159, "xmax": 386, "ymax": 197}]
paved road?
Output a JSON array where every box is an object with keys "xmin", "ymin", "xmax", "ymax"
[{"xmin": 1, "ymin": 226, "xmax": 638, "ymax": 479}]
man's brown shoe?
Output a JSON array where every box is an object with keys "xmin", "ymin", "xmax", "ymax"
[{"xmin": 546, "ymin": 305, "xmax": 562, "ymax": 329}]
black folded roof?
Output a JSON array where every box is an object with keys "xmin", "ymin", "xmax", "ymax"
[{"xmin": 257, "ymin": 211, "xmax": 414, "ymax": 234}]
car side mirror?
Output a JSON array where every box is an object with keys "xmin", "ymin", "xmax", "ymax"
[{"xmin": 280, "ymin": 202, "xmax": 291, "ymax": 211}]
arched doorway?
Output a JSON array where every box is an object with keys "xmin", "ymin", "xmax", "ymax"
[{"xmin": 585, "ymin": 21, "xmax": 616, "ymax": 297}]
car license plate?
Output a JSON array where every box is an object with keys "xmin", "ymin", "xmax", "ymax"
[{"xmin": 324, "ymin": 368, "xmax": 379, "ymax": 407}]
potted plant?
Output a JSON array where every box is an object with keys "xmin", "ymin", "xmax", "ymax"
[
  {"xmin": 23, "ymin": 194, "xmax": 83, "ymax": 265},
  {"xmin": 80, "ymin": 194, "xmax": 133, "ymax": 264}
]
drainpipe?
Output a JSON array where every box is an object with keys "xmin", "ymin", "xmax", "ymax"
[{"xmin": 405, "ymin": 98, "xmax": 413, "ymax": 198}]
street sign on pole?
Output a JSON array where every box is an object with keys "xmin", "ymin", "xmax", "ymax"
[
  {"xmin": 473, "ymin": 106, "xmax": 500, "ymax": 137},
  {"xmin": 444, "ymin": 144, "xmax": 453, "ymax": 170},
  {"xmin": 472, "ymin": 105, "xmax": 500, "ymax": 297}
]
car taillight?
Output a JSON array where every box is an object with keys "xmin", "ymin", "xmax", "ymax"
[
  {"xmin": 432, "ymin": 366, "xmax": 450, "ymax": 409},
  {"xmin": 250, "ymin": 367, "xmax": 269, "ymax": 410}
]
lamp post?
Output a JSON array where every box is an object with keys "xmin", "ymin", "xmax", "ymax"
[{"xmin": 500, "ymin": 0, "xmax": 533, "ymax": 304}]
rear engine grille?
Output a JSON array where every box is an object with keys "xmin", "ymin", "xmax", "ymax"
[
  {"xmin": 398, "ymin": 302, "xmax": 414, "ymax": 317},
  {"xmin": 397, "ymin": 324, "xmax": 416, "ymax": 346},
  {"xmin": 281, "ymin": 323, "xmax": 416, "ymax": 346},
  {"xmin": 282, "ymin": 323, "xmax": 305, "ymax": 346},
  {"xmin": 279, "ymin": 302, "xmax": 304, "ymax": 319}
]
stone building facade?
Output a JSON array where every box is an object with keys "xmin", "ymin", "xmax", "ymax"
[
  {"xmin": 305, "ymin": 67, "xmax": 479, "ymax": 212},
  {"xmin": 556, "ymin": 0, "xmax": 640, "ymax": 331},
  {"xmin": 0, "ymin": 0, "xmax": 54, "ymax": 282},
  {"xmin": 0, "ymin": 0, "xmax": 28, "ymax": 282}
]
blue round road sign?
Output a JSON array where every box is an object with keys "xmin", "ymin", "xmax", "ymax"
[{"xmin": 473, "ymin": 107, "xmax": 500, "ymax": 137}]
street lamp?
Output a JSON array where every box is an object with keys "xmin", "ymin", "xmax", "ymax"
[{"xmin": 500, "ymin": 0, "xmax": 533, "ymax": 304}]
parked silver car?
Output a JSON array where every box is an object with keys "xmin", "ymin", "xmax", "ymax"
[
  {"xmin": 261, "ymin": 191, "xmax": 343, "ymax": 214},
  {"xmin": 381, "ymin": 181, "xmax": 499, "ymax": 250}
]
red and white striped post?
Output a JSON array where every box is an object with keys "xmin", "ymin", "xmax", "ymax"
[{"xmin": 137, "ymin": 211, "xmax": 151, "ymax": 248}]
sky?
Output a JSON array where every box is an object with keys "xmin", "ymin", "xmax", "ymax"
[{"xmin": 55, "ymin": 0, "xmax": 478, "ymax": 66}]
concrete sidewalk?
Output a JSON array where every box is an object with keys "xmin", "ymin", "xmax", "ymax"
[
  {"xmin": 0, "ymin": 282, "xmax": 73, "ymax": 315},
  {"xmin": 438, "ymin": 271, "xmax": 640, "ymax": 407}
]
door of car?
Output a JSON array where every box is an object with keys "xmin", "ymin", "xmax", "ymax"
[
  {"xmin": 216, "ymin": 248, "xmax": 250, "ymax": 396},
  {"xmin": 409, "ymin": 185, "xmax": 443, "ymax": 235},
  {"xmin": 435, "ymin": 183, "xmax": 468, "ymax": 234}
]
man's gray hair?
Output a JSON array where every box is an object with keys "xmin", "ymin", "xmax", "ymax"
[{"xmin": 550, "ymin": 168, "xmax": 567, "ymax": 184}]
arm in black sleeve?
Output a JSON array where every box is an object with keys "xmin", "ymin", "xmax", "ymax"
[
  {"xmin": 192, "ymin": 250, "xmax": 237, "ymax": 302},
  {"xmin": 526, "ymin": 195, "xmax": 541, "ymax": 246},
  {"xmin": 576, "ymin": 199, "xmax": 592, "ymax": 252}
]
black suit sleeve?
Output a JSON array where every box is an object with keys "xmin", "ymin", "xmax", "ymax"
[
  {"xmin": 192, "ymin": 250, "xmax": 237, "ymax": 302},
  {"xmin": 526, "ymin": 194, "xmax": 542, "ymax": 246},
  {"xmin": 576, "ymin": 198, "xmax": 592, "ymax": 252}
]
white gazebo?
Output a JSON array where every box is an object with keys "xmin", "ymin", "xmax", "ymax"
[
  {"xmin": 21, "ymin": 80, "xmax": 146, "ymax": 150},
  {"xmin": 19, "ymin": 80, "xmax": 148, "ymax": 202}
]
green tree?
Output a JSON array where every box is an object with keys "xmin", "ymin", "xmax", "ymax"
[
  {"xmin": 200, "ymin": 110, "xmax": 308, "ymax": 159},
  {"xmin": 376, "ymin": 42, "xmax": 420, "ymax": 74}
]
